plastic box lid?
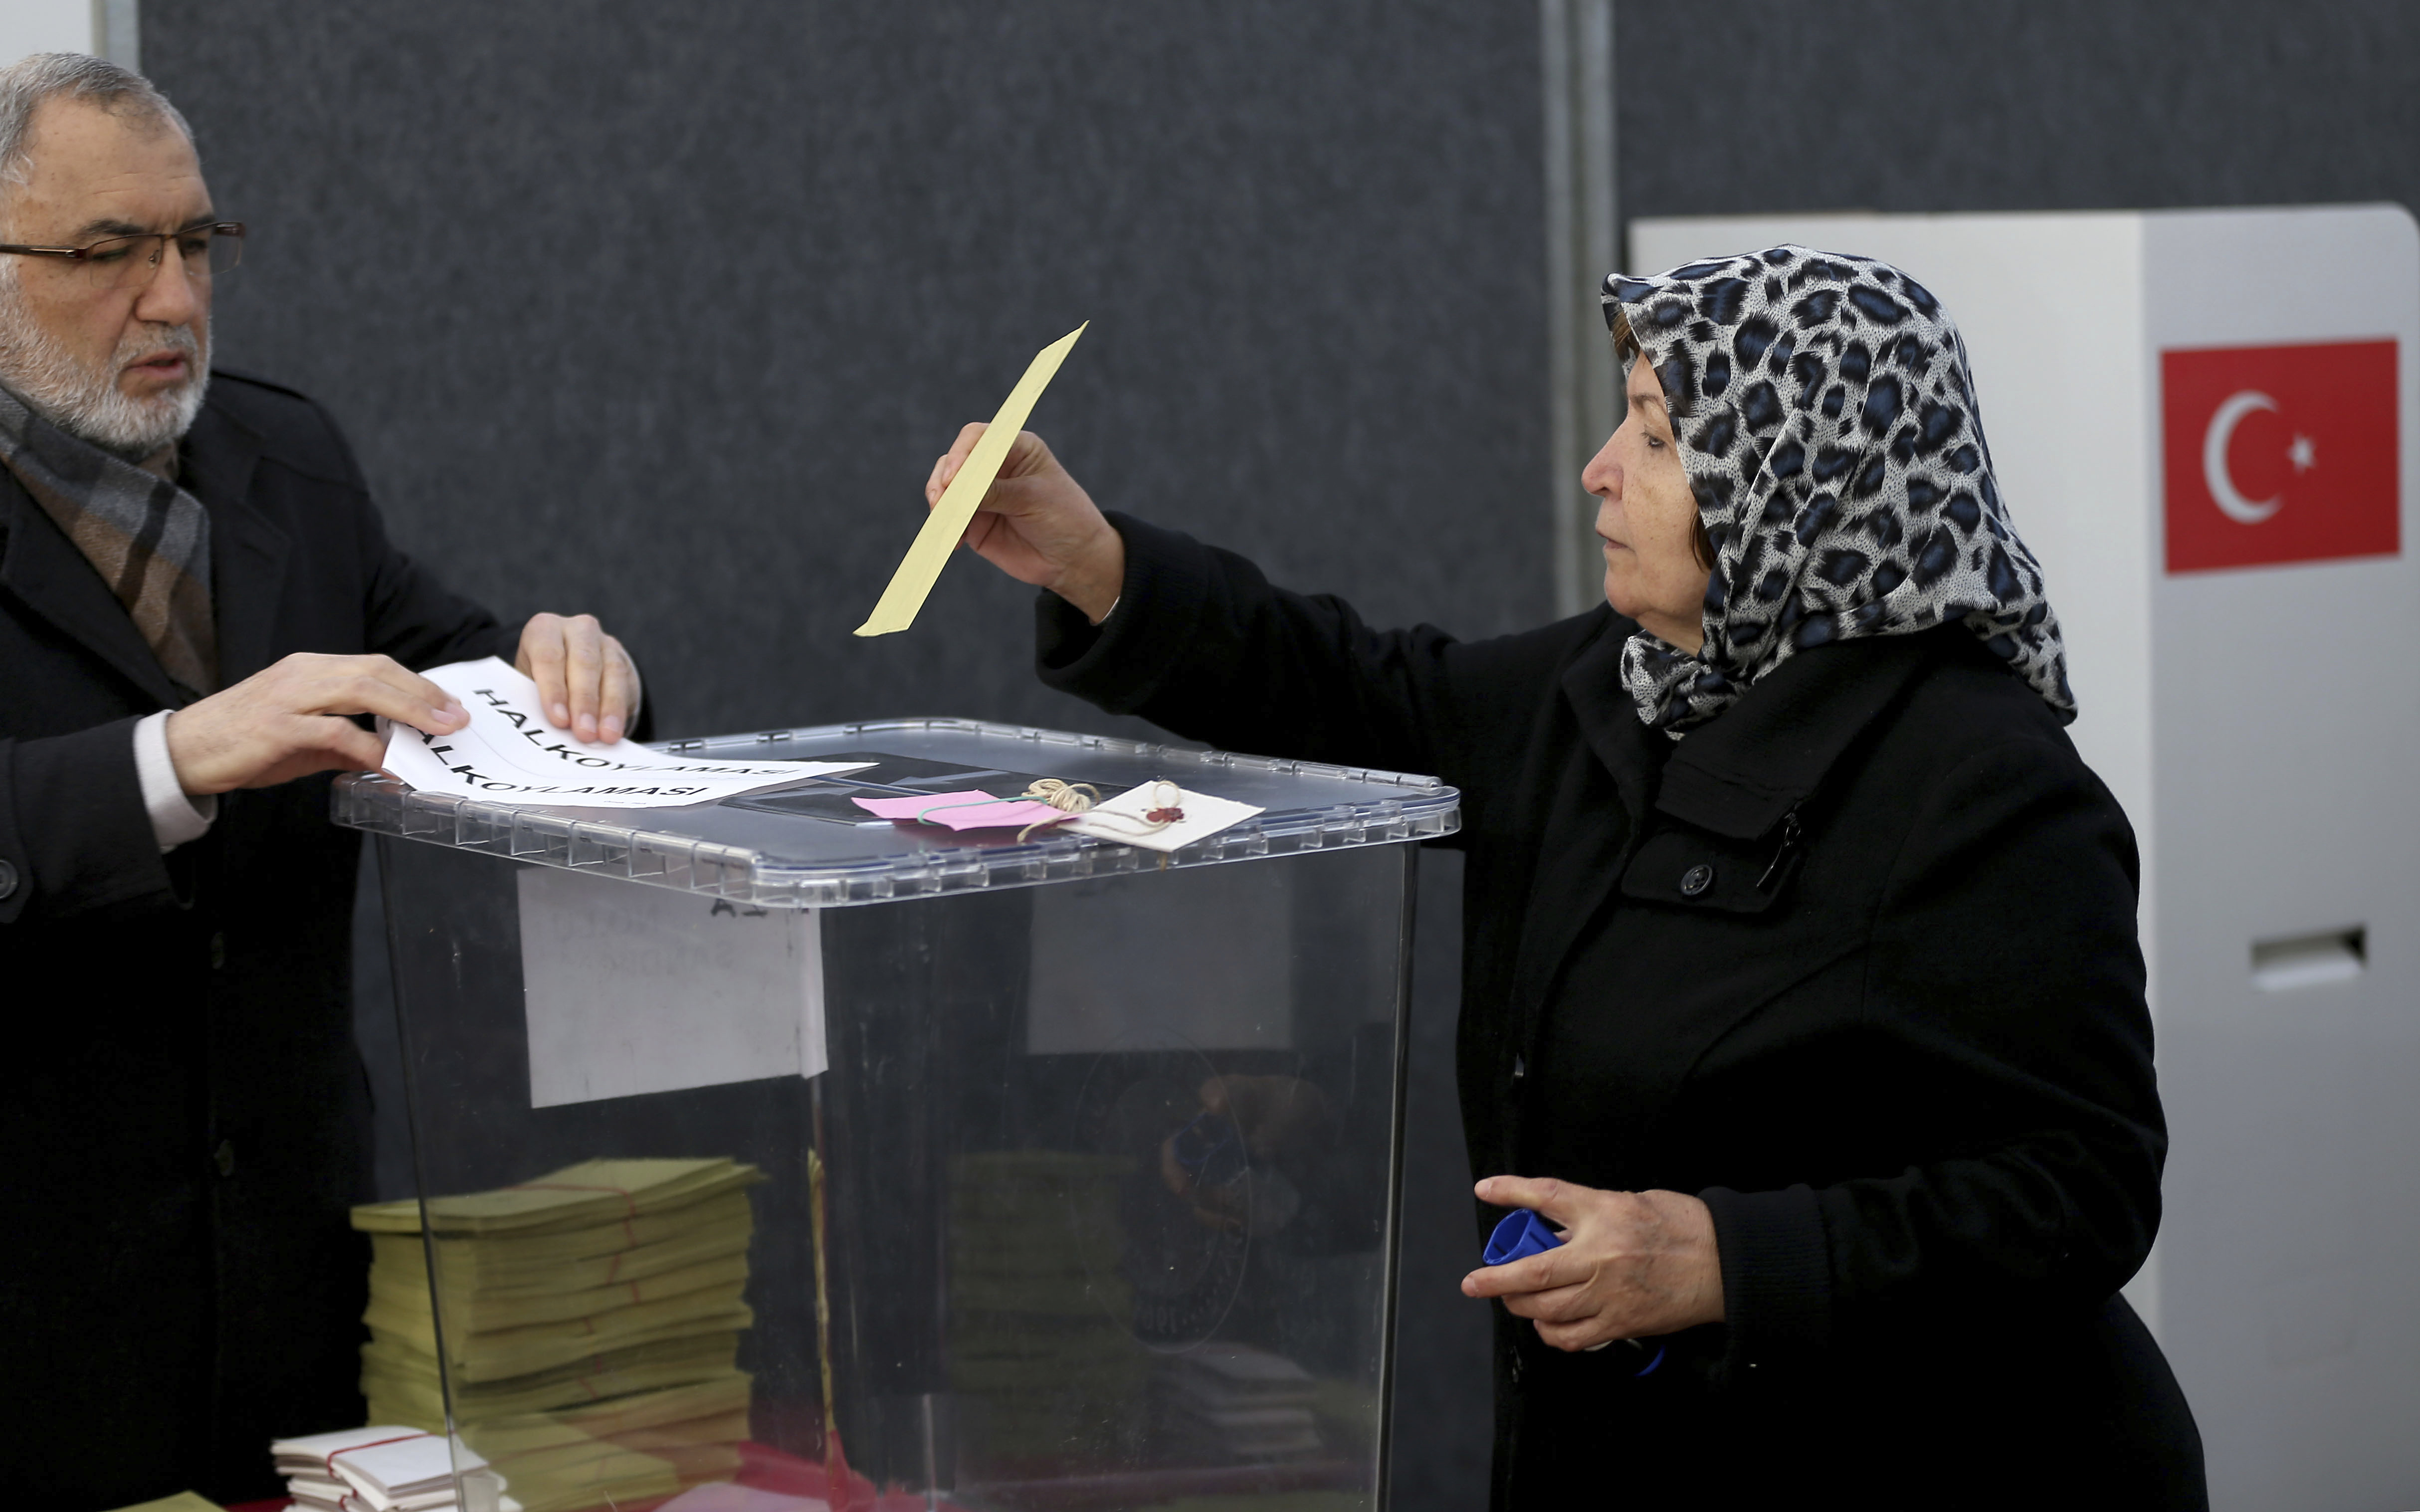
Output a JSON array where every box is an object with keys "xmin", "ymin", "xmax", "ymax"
[{"xmin": 333, "ymin": 717, "xmax": 1460, "ymax": 909}]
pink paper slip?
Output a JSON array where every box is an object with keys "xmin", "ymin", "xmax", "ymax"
[{"xmin": 850, "ymin": 790, "xmax": 1068, "ymax": 831}]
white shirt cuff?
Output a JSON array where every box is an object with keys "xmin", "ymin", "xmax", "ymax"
[{"xmin": 134, "ymin": 710, "xmax": 216, "ymax": 851}]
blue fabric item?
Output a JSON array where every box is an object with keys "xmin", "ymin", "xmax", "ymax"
[
  {"xmin": 1484, "ymin": 1208, "xmax": 1563, "ymax": 1266},
  {"xmin": 1485, "ymin": 1209, "xmax": 1667, "ymax": 1378}
]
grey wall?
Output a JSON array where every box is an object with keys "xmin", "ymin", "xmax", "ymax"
[
  {"xmin": 144, "ymin": 1, "xmax": 1550, "ymax": 741},
  {"xmin": 1617, "ymin": 0, "xmax": 2420, "ymax": 229}
]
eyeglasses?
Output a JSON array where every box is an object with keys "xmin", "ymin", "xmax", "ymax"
[{"xmin": 0, "ymin": 220, "xmax": 244, "ymax": 291}]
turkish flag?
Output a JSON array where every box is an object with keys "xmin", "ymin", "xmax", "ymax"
[{"xmin": 2162, "ymin": 339, "xmax": 2400, "ymax": 573}]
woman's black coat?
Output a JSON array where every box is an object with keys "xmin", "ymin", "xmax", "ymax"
[{"xmin": 1037, "ymin": 515, "xmax": 2206, "ymax": 1510}]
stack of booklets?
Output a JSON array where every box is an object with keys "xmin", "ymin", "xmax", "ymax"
[
  {"xmin": 946, "ymin": 1150, "xmax": 1147, "ymax": 1465},
  {"xmin": 1155, "ymin": 1342, "xmax": 1324, "ymax": 1464},
  {"xmin": 268, "ymin": 1426, "xmax": 508, "ymax": 1512},
  {"xmin": 350, "ymin": 1157, "xmax": 764, "ymax": 1512}
]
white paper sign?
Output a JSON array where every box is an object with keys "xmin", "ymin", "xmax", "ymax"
[
  {"xmin": 382, "ymin": 657, "xmax": 869, "ymax": 807},
  {"xmin": 518, "ymin": 867, "xmax": 825, "ymax": 1108}
]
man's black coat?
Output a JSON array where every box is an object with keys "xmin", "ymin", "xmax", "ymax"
[
  {"xmin": 0, "ymin": 373, "xmax": 516, "ymax": 1507},
  {"xmin": 1038, "ymin": 515, "xmax": 2208, "ymax": 1510}
]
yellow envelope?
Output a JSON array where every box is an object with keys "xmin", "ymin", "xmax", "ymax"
[{"xmin": 856, "ymin": 323, "xmax": 1088, "ymax": 636}]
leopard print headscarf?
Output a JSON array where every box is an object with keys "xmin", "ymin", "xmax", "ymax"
[{"xmin": 1600, "ymin": 246, "xmax": 2074, "ymax": 735}]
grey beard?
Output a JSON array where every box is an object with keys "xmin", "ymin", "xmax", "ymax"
[{"xmin": 0, "ymin": 279, "xmax": 208, "ymax": 461}]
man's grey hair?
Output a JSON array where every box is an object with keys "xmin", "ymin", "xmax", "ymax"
[
  {"xmin": 0, "ymin": 52, "xmax": 191, "ymax": 192},
  {"xmin": 0, "ymin": 54, "xmax": 206, "ymax": 459}
]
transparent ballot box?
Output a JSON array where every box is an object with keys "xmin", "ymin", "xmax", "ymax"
[{"xmin": 335, "ymin": 718, "xmax": 1458, "ymax": 1512}]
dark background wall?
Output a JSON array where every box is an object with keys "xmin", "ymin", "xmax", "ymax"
[
  {"xmin": 145, "ymin": 1, "xmax": 1549, "ymax": 741},
  {"xmin": 138, "ymin": 2, "xmax": 2418, "ymax": 1507},
  {"xmin": 1618, "ymin": 0, "xmax": 2420, "ymax": 226}
]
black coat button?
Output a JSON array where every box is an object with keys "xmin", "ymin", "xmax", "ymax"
[
  {"xmin": 1679, "ymin": 863, "xmax": 1714, "ymax": 897},
  {"xmin": 212, "ymin": 1139, "xmax": 235, "ymax": 1177},
  {"xmin": 0, "ymin": 858, "xmax": 16, "ymax": 900}
]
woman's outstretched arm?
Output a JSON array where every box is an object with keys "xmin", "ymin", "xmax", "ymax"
[{"xmin": 926, "ymin": 423, "xmax": 1570, "ymax": 786}]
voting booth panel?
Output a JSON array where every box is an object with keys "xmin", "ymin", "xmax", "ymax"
[
  {"xmin": 1634, "ymin": 204, "xmax": 2420, "ymax": 1508},
  {"xmin": 339, "ymin": 720, "xmax": 1455, "ymax": 1512}
]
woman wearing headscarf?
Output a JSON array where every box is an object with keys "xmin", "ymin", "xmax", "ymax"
[{"xmin": 924, "ymin": 247, "xmax": 2206, "ymax": 1508}]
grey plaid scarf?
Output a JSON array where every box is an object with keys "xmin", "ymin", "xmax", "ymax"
[{"xmin": 0, "ymin": 383, "xmax": 215, "ymax": 697}]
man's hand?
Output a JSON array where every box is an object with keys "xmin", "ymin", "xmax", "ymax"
[
  {"xmin": 1460, "ymin": 1175, "xmax": 1726, "ymax": 1350},
  {"xmin": 516, "ymin": 612, "xmax": 640, "ymax": 744},
  {"xmin": 926, "ymin": 426, "xmax": 1125, "ymax": 623},
  {"xmin": 164, "ymin": 653, "xmax": 467, "ymax": 795}
]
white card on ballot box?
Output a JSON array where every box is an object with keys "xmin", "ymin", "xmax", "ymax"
[
  {"xmin": 518, "ymin": 867, "xmax": 826, "ymax": 1109},
  {"xmin": 1060, "ymin": 780, "xmax": 1265, "ymax": 853}
]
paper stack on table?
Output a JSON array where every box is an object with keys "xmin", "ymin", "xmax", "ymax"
[
  {"xmin": 1154, "ymin": 1342, "xmax": 1324, "ymax": 1464},
  {"xmin": 350, "ymin": 1158, "xmax": 764, "ymax": 1512},
  {"xmin": 268, "ymin": 1426, "xmax": 510, "ymax": 1512}
]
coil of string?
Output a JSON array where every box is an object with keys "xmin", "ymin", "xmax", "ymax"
[{"xmin": 1015, "ymin": 779, "xmax": 1100, "ymax": 841}]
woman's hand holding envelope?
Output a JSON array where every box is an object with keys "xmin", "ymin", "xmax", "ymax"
[{"xmin": 927, "ymin": 424, "xmax": 1126, "ymax": 625}]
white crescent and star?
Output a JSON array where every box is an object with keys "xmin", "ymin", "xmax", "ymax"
[{"xmin": 2202, "ymin": 389, "xmax": 2318, "ymax": 525}]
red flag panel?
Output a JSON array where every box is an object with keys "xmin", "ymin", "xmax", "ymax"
[{"xmin": 2162, "ymin": 339, "xmax": 2400, "ymax": 573}]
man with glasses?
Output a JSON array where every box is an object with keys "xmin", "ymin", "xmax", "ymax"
[{"xmin": 0, "ymin": 53, "xmax": 645, "ymax": 1507}]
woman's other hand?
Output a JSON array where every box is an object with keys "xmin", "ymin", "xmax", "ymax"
[
  {"xmin": 1461, "ymin": 1175, "xmax": 1726, "ymax": 1349},
  {"xmin": 926, "ymin": 425, "xmax": 1125, "ymax": 624}
]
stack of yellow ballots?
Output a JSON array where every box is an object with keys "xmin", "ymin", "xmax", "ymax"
[
  {"xmin": 352, "ymin": 1157, "xmax": 763, "ymax": 1512},
  {"xmin": 948, "ymin": 1150, "xmax": 1148, "ymax": 1464}
]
